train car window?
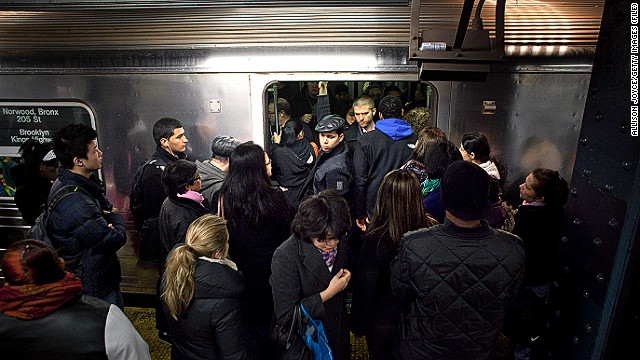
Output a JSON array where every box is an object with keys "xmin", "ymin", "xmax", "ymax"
[{"xmin": 0, "ymin": 101, "xmax": 95, "ymax": 197}]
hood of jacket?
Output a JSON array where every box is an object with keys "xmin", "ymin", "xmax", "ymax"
[
  {"xmin": 195, "ymin": 160, "xmax": 226, "ymax": 191},
  {"xmin": 193, "ymin": 259, "xmax": 244, "ymax": 300},
  {"xmin": 374, "ymin": 118, "xmax": 414, "ymax": 140}
]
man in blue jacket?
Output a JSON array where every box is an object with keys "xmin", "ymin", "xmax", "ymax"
[
  {"xmin": 353, "ymin": 95, "xmax": 417, "ymax": 231},
  {"xmin": 48, "ymin": 123, "xmax": 127, "ymax": 309}
]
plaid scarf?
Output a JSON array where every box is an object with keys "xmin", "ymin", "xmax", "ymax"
[{"xmin": 0, "ymin": 272, "xmax": 83, "ymax": 320}]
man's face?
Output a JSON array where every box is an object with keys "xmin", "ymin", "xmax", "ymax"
[
  {"xmin": 306, "ymin": 82, "xmax": 319, "ymax": 97},
  {"xmin": 353, "ymin": 105, "xmax": 375, "ymax": 129},
  {"xmin": 81, "ymin": 139, "xmax": 103, "ymax": 171},
  {"xmin": 319, "ymin": 131, "xmax": 344, "ymax": 153},
  {"xmin": 165, "ymin": 127, "xmax": 188, "ymax": 154}
]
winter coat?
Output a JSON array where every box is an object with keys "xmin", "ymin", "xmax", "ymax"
[
  {"xmin": 0, "ymin": 295, "xmax": 150, "ymax": 360},
  {"xmin": 213, "ymin": 188, "xmax": 292, "ymax": 328},
  {"xmin": 48, "ymin": 169, "xmax": 126, "ymax": 299},
  {"xmin": 158, "ymin": 196, "xmax": 210, "ymax": 267},
  {"xmin": 390, "ymin": 219, "xmax": 525, "ymax": 360},
  {"xmin": 351, "ymin": 230, "xmax": 404, "ymax": 360},
  {"xmin": 270, "ymin": 235, "xmax": 350, "ymax": 360},
  {"xmin": 513, "ymin": 204, "xmax": 565, "ymax": 286},
  {"xmin": 166, "ymin": 259, "xmax": 252, "ymax": 360},
  {"xmin": 300, "ymin": 141, "xmax": 353, "ymax": 204},
  {"xmin": 271, "ymin": 139, "xmax": 315, "ymax": 210},
  {"xmin": 353, "ymin": 119, "xmax": 417, "ymax": 218},
  {"xmin": 196, "ymin": 160, "xmax": 226, "ymax": 207},
  {"xmin": 137, "ymin": 146, "xmax": 185, "ymax": 224}
]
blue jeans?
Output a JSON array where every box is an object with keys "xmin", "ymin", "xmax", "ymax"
[{"xmin": 100, "ymin": 288, "xmax": 124, "ymax": 310}]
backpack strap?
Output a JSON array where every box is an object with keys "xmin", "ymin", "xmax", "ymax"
[{"xmin": 45, "ymin": 185, "xmax": 92, "ymax": 231}]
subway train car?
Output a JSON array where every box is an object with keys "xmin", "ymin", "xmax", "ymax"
[{"xmin": 0, "ymin": 1, "xmax": 637, "ymax": 359}]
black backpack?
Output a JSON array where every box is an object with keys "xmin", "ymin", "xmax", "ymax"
[
  {"xmin": 27, "ymin": 185, "xmax": 89, "ymax": 247},
  {"xmin": 130, "ymin": 157, "xmax": 166, "ymax": 261},
  {"xmin": 130, "ymin": 157, "xmax": 166, "ymax": 231}
]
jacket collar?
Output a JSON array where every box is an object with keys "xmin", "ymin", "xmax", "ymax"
[
  {"xmin": 154, "ymin": 145, "xmax": 186, "ymax": 163},
  {"xmin": 298, "ymin": 236, "xmax": 333, "ymax": 285},
  {"xmin": 441, "ymin": 218, "xmax": 493, "ymax": 239}
]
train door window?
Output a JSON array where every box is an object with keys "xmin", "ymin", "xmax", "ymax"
[{"xmin": 0, "ymin": 102, "xmax": 95, "ymax": 198}]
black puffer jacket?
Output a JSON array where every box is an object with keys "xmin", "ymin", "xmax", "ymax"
[
  {"xmin": 166, "ymin": 259, "xmax": 253, "ymax": 360},
  {"xmin": 390, "ymin": 220, "xmax": 525, "ymax": 360}
]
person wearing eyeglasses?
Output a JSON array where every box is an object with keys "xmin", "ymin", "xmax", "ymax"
[
  {"xmin": 158, "ymin": 159, "xmax": 210, "ymax": 271},
  {"xmin": 270, "ymin": 190, "xmax": 352, "ymax": 360}
]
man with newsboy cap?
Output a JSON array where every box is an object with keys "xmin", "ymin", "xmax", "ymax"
[
  {"xmin": 390, "ymin": 160, "xmax": 525, "ymax": 360},
  {"xmin": 299, "ymin": 114, "xmax": 353, "ymax": 203}
]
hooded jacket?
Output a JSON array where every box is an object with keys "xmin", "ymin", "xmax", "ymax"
[
  {"xmin": 196, "ymin": 160, "xmax": 226, "ymax": 206},
  {"xmin": 353, "ymin": 118, "xmax": 417, "ymax": 217}
]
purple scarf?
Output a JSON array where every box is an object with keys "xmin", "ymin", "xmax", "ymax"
[{"xmin": 318, "ymin": 248, "xmax": 337, "ymax": 268}]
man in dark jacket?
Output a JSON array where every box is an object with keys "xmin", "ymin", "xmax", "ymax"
[
  {"xmin": 353, "ymin": 95, "xmax": 417, "ymax": 231},
  {"xmin": 133, "ymin": 117, "xmax": 188, "ymax": 343},
  {"xmin": 48, "ymin": 123, "xmax": 127, "ymax": 309},
  {"xmin": 301, "ymin": 114, "xmax": 353, "ymax": 202},
  {"xmin": 390, "ymin": 160, "xmax": 525, "ymax": 360},
  {"xmin": 133, "ymin": 117, "xmax": 188, "ymax": 262}
]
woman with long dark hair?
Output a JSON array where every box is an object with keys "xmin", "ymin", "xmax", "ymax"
[
  {"xmin": 460, "ymin": 132, "xmax": 510, "ymax": 228},
  {"xmin": 270, "ymin": 119, "xmax": 316, "ymax": 210},
  {"xmin": 351, "ymin": 169, "xmax": 436, "ymax": 360},
  {"xmin": 10, "ymin": 139, "xmax": 58, "ymax": 225},
  {"xmin": 216, "ymin": 142, "xmax": 292, "ymax": 353}
]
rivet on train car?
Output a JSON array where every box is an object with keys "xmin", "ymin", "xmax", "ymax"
[
  {"xmin": 605, "ymin": 184, "xmax": 614, "ymax": 192},
  {"xmin": 596, "ymin": 273, "xmax": 605, "ymax": 283},
  {"xmin": 608, "ymin": 218, "xmax": 618, "ymax": 228},
  {"xmin": 572, "ymin": 336, "xmax": 580, "ymax": 345},
  {"xmin": 580, "ymin": 137, "xmax": 589, "ymax": 145},
  {"xmin": 570, "ymin": 188, "xmax": 578, "ymax": 197},
  {"xmin": 573, "ymin": 218, "xmax": 583, "ymax": 225},
  {"xmin": 582, "ymin": 168, "xmax": 592, "ymax": 177},
  {"xmin": 592, "ymin": 237, "xmax": 602, "ymax": 247},
  {"xmin": 585, "ymin": 324, "xmax": 592, "ymax": 334},
  {"xmin": 582, "ymin": 289, "xmax": 589, "ymax": 298}
]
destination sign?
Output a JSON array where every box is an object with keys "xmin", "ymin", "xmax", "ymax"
[{"xmin": 0, "ymin": 102, "xmax": 94, "ymax": 155}]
